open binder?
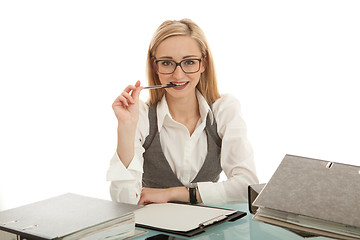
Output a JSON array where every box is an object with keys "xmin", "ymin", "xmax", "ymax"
[
  {"xmin": 253, "ymin": 154, "xmax": 360, "ymax": 240},
  {"xmin": 134, "ymin": 202, "xmax": 246, "ymax": 237},
  {"xmin": 0, "ymin": 193, "xmax": 142, "ymax": 240}
]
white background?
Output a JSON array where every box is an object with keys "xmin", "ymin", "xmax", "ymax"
[{"xmin": 1, "ymin": 0, "xmax": 359, "ymax": 211}]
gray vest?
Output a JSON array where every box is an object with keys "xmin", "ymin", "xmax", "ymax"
[{"xmin": 142, "ymin": 104, "xmax": 222, "ymax": 188}]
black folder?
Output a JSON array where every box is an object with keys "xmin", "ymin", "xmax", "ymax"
[
  {"xmin": 0, "ymin": 193, "xmax": 142, "ymax": 240},
  {"xmin": 134, "ymin": 202, "xmax": 246, "ymax": 237}
]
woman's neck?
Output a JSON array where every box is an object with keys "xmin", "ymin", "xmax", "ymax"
[
  {"xmin": 165, "ymin": 92, "xmax": 200, "ymax": 135},
  {"xmin": 166, "ymin": 92, "xmax": 198, "ymax": 118}
]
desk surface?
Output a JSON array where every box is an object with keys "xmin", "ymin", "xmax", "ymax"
[{"xmin": 134, "ymin": 203, "xmax": 332, "ymax": 240}]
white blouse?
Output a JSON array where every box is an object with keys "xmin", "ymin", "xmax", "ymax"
[{"xmin": 107, "ymin": 90, "xmax": 258, "ymax": 205}]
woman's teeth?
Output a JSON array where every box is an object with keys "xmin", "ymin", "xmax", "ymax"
[{"xmin": 171, "ymin": 82, "xmax": 189, "ymax": 86}]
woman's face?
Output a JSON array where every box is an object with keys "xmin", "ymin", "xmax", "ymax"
[{"xmin": 154, "ymin": 35, "xmax": 205, "ymax": 100}]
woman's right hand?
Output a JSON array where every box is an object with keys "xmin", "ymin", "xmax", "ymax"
[
  {"xmin": 112, "ymin": 80, "xmax": 143, "ymax": 129},
  {"xmin": 113, "ymin": 80, "xmax": 143, "ymax": 167}
]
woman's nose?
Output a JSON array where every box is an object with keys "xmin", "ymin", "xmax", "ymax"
[{"xmin": 172, "ymin": 65, "xmax": 186, "ymax": 79}]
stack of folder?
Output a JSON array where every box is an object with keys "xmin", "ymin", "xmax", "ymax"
[
  {"xmin": 0, "ymin": 193, "xmax": 142, "ymax": 240},
  {"xmin": 252, "ymin": 154, "xmax": 360, "ymax": 240}
]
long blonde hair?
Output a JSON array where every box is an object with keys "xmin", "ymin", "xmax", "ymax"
[{"xmin": 146, "ymin": 19, "xmax": 220, "ymax": 105}]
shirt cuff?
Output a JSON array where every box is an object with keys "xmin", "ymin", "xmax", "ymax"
[
  {"xmin": 197, "ymin": 182, "xmax": 227, "ymax": 205},
  {"xmin": 106, "ymin": 152, "xmax": 143, "ymax": 181},
  {"xmin": 110, "ymin": 181, "xmax": 140, "ymax": 204}
]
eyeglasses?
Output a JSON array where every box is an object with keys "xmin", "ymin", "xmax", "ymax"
[{"xmin": 154, "ymin": 58, "xmax": 202, "ymax": 74}]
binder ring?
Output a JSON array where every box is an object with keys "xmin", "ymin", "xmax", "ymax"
[
  {"xmin": 2, "ymin": 220, "xmax": 18, "ymax": 225},
  {"xmin": 326, "ymin": 162, "xmax": 334, "ymax": 169},
  {"xmin": 22, "ymin": 225, "xmax": 38, "ymax": 231}
]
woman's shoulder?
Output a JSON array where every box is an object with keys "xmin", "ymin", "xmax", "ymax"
[
  {"xmin": 212, "ymin": 93, "xmax": 242, "ymax": 113},
  {"xmin": 210, "ymin": 94, "xmax": 245, "ymax": 136}
]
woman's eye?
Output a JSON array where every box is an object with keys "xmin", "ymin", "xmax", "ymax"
[
  {"xmin": 161, "ymin": 61, "xmax": 173, "ymax": 66},
  {"xmin": 184, "ymin": 60, "xmax": 195, "ymax": 65}
]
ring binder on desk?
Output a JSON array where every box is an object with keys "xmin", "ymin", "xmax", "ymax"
[
  {"xmin": 0, "ymin": 193, "xmax": 142, "ymax": 240},
  {"xmin": 253, "ymin": 154, "xmax": 360, "ymax": 240}
]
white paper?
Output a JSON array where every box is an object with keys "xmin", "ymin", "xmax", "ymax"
[{"xmin": 134, "ymin": 203, "xmax": 236, "ymax": 232}]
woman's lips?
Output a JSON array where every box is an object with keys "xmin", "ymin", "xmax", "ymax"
[{"xmin": 170, "ymin": 81, "xmax": 189, "ymax": 90}]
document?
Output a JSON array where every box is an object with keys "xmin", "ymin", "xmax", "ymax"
[{"xmin": 134, "ymin": 203, "xmax": 245, "ymax": 236}]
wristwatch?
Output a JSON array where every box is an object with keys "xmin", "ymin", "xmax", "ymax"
[{"xmin": 188, "ymin": 183, "xmax": 198, "ymax": 204}]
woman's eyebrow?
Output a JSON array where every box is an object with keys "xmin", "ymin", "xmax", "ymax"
[
  {"xmin": 156, "ymin": 55, "xmax": 200, "ymax": 60},
  {"xmin": 183, "ymin": 55, "xmax": 200, "ymax": 59},
  {"xmin": 156, "ymin": 56, "xmax": 173, "ymax": 59}
]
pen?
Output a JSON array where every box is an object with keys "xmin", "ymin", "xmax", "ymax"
[{"xmin": 143, "ymin": 83, "xmax": 176, "ymax": 90}]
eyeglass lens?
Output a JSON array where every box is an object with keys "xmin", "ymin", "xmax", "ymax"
[{"xmin": 156, "ymin": 59, "xmax": 201, "ymax": 74}]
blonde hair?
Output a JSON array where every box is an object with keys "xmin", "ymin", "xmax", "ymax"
[{"xmin": 146, "ymin": 19, "xmax": 220, "ymax": 105}]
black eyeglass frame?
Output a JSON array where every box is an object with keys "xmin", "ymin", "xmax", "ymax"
[{"xmin": 154, "ymin": 58, "xmax": 203, "ymax": 74}]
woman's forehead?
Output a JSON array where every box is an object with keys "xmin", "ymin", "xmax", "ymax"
[{"xmin": 155, "ymin": 36, "xmax": 202, "ymax": 59}]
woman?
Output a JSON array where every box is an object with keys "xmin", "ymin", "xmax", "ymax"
[{"xmin": 107, "ymin": 19, "xmax": 258, "ymax": 205}]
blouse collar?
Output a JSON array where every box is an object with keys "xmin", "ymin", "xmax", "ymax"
[{"xmin": 156, "ymin": 89, "xmax": 214, "ymax": 131}]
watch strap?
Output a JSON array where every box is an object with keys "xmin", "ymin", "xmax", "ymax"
[{"xmin": 189, "ymin": 187, "xmax": 197, "ymax": 204}]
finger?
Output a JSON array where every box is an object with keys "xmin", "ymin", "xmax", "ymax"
[
  {"xmin": 135, "ymin": 80, "xmax": 141, "ymax": 88},
  {"xmin": 132, "ymin": 85, "xmax": 143, "ymax": 102},
  {"xmin": 144, "ymin": 201, "xmax": 152, "ymax": 205},
  {"xmin": 121, "ymin": 91, "xmax": 135, "ymax": 104},
  {"xmin": 114, "ymin": 93, "xmax": 132, "ymax": 106},
  {"xmin": 123, "ymin": 80, "xmax": 140, "ymax": 94},
  {"xmin": 113, "ymin": 95, "xmax": 129, "ymax": 107},
  {"xmin": 120, "ymin": 96, "xmax": 130, "ymax": 107},
  {"xmin": 138, "ymin": 189, "xmax": 152, "ymax": 205},
  {"xmin": 138, "ymin": 195, "xmax": 148, "ymax": 205},
  {"xmin": 123, "ymin": 84, "xmax": 136, "ymax": 94}
]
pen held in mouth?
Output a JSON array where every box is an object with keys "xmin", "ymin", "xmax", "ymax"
[
  {"xmin": 143, "ymin": 81, "xmax": 189, "ymax": 90},
  {"xmin": 143, "ymin": 83, "xmax": 176, "ymax": 90}
]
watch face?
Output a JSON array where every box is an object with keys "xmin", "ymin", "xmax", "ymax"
[{"xmin": 189, "ymin": 182, "xmax": 198, "ymax": 188}]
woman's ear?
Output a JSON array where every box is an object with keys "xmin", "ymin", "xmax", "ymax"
[
  {"xmin": 151, "ymin": 57, "xmax": 158, "ymax": 73},
  {"xmin": 200, "ymin": 55, "xmax": 207, "ymax": 73},
  {"xmin": 151, "ymin": 58, "xmax": 161, "ymax": 84}
]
